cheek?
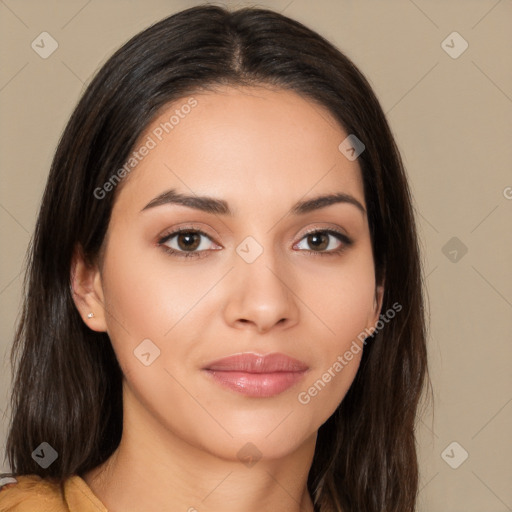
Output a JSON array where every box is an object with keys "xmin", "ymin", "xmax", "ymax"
[
  {"xmin": 295, "ymin": 248, "xmax": 376, "ymax": 404},
  {"xmin": 298, "ymin": 249, "xmax": 377, "ymax": 345},
  {"xmin": 100, "ymin": 231, "xmax": 214, "ymax": 341}
]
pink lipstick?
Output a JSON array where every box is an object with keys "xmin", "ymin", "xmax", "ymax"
[{"xmin": 202, "ymin": 352, "xmax": 309, "ymax": 398}]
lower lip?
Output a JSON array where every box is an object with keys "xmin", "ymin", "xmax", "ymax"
[{"xmin": 203, "ymin": 370, "xmax": 307, "ymax": 397}]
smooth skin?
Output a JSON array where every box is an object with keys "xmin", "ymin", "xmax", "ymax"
[{"xmin": 72, "ymin": 85, "xmax": 384, "ymax": 512}]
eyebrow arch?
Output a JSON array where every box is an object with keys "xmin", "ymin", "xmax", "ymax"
[
  {"xmin": 141, "ymin": 189, "xmax": 366, "ymax": 216},
  {"xmin": 141, "ymin": 189, "xmax": 230, "ymax": 215},
  {"xmin": 291, "ymin": 193, "xmax": 366, "ymax": 216}
]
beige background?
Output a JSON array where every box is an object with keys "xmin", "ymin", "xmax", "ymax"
[{"xmin": 1, "ymin": 0, "xmax": 511, "ymax": 510}]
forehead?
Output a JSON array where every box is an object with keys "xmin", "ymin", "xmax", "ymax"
[{"xmin": 113, "ymin": 85, "xmax": 365, "ymax": 216}]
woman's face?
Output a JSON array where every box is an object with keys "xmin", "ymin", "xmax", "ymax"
[{"xmin": 83, "ymin": 85, "xmax": 383, "ymax": 462}]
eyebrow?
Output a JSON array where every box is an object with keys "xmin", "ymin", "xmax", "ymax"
[{"xmin": 141, "ymin": 189, "xmax": 366, "ymax": 216}]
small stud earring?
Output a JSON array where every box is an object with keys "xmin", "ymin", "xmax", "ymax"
[{"xmin": 87, "ymin": 313, "xmax": 94, "ymax": 318}]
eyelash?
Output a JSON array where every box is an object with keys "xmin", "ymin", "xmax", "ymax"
[{"xmin": 157, "ymin": 226, "xmax": 353, "ymax": 259}]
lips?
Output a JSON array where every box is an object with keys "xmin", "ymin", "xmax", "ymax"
[
  {"xmin": 203, "ymin": 352, "xmax": 309, "ymax": 373},
  {"xmin": 202, "ymin": 352, "xmax": 309, "ymax": 398}
]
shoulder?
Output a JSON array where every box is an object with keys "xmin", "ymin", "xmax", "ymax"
[{"xmin": 0, "ymin": 474, "xmax": 67, "ymax": 511}]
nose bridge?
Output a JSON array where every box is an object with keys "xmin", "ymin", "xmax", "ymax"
[
  {"xmin": 238, "ymin": 235, "xmax": 287, "ymax": 293},
  {"xmin": 222, "ymin": 230, "xmax": 299, "ymax": 332}
]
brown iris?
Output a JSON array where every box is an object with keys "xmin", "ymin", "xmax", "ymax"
[
  {"xmin": 177, "ymin": 231, "xmax": 201, "ymax": 251},
  {"xmin": 307, "ymin": 232, "xmax": 329, "ymax": 251}
]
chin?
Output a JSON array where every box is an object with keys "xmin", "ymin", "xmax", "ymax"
[{"xmin": 191, "ymin": 415, "xmax": 317, "ymax": 464}]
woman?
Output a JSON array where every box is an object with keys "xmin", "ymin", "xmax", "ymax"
[{"xmin": 0, "ymin": 4, "xmax": 431, "ymax": 511}]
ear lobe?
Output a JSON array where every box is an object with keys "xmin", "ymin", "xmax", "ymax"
[
  {"xmin": 368, "ymin": 283, "xmax": 385, "ymax": 330},
  {"xmin": 374, "ymin": 284, "xmax": 384, "ymax": 315},
  {"xmin": 70, "ymin": 245, "xmax": 108, "ymax": 332}
]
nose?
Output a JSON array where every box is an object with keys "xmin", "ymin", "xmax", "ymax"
[{"xmin": 222, "ymin": 249, "xmax": 300, "ymax": 334}]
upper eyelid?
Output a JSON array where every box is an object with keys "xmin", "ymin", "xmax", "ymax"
[
  {"xmin": 300, "ymin": 226, "xmax": 348, "ymax": 238},
  {"xmin": 158, "ymin": 225, "xmax": 217, "ymax": 242}
]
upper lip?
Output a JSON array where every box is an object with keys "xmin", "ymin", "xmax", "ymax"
[{"xmin": 202, "ymin": 352, "xmax": 309, "ymax": 373}]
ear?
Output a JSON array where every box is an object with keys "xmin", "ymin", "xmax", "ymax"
[
  {"xmin": 367, "ymin": 282, "xmax": 385, "ymax": 331},
  {"xmin": 70, "ymin": 245, "xmax": 108, "ymax": 332}
]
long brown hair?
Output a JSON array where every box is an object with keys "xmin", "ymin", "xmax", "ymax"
[{"xmin": 3, "ymin": 5, "xmax": 432, "ymax": 511}]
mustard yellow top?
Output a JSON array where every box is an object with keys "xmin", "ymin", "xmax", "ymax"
[{"xmin": 0, "ymin": 474, "xmax": 108, "ymax": 512}]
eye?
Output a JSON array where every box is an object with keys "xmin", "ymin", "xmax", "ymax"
[
  {"xmin": 294, "ymin": 229, "xmax": 352, "ymax": 256},
  {"xmin": 157, "ymin": 226, "xmax": 352, "ymax": 259},
  {"xmin": 158, "ymin": 228, "xmax": 220, "ymax": 258}
]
